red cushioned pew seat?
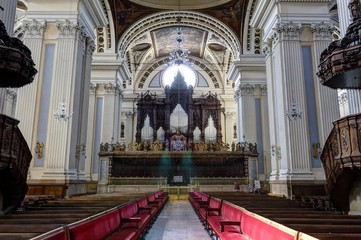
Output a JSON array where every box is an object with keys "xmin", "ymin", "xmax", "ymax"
[
  {"xmin": 219, "ymin": 210, "xmax": 298, "ymax": 240},
  {"xmin": 206, "ymin": 201, "xmax": 243, "ymax": 239},
  {"xmin": 198, "ymin": 197, "xmax": 222, "ymax": 226}
]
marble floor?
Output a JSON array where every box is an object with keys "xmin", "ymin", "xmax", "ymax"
[{"xmin": 144, "ymin": 200, "xmax": 212, "ymax": 240}]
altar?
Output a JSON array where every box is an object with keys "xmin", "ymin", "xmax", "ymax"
[
  {"xmin": 98, "ymin": 147, "xmax": 258, "ymax": 189},
  {"xmin": 97, "ymin": 68, "xmax": 259, "ymax": 192}
]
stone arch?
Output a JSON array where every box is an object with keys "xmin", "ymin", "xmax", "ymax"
[{"xmin": 117, "ymin": 11, "xmax": 242, "ymax": 60}]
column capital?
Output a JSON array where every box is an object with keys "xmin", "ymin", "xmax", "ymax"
[
  {"xmin": 234, "ymin": 84, "xmax": 241, "ymax": 101},
  {"xmin": 311, "ymin": 21, "xmax": 335, "ymax": 41},
  {"xmin": 261, "ymin": 84, "xmax": 267, "ymax": 95},
  {"xmin": 56, "ymin": 20, "xmax": 79, "ymax": 38},
  {"xmin": 90, "ymin": 83, "xmax": 98, "ymax": 93},
  {"xmin": 240, "ymin": 83, "xmax": 256, "ymax": 96},
  {"xmin": 87, "ymin": 39, "xmax": 96, "ymax": 56},
  {"xmin": 273, "ymin": 21, "xmax": 303, "ymax": 42},
  {"xmin": 101, "ymin": 82, "xmax": 124, "ymax": 98},
  {"xmin": 125, "ymin": 111, "xmax": 135, "ymax": 119},
  {"xmin": 23, "ymin": 19, "xmax": 47, "ymax": 38},
  {"xmin": 225, "ymin": 111, "xmax": 234, "ymax": 119}
]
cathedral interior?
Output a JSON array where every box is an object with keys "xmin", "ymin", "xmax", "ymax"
[{"xmin": 1, "ymin": 0, "xmax": 361, "ymax": 239}]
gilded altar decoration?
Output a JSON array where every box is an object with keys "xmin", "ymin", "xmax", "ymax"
[
  {"xmin": 35, "ymin": 141, "xmax": 44, "ymax": 159},
  {"xmin": 128, "ymin": 141, "xmax": 141, "ymax": 151},
  {"xmin": 193, "ymin": 141, "xmax": 208, "ymax": 152},
  {"xmin": 100, "ymin": 142, "xmax": 109, "ymax": 152},
  {"xmin": 151, "ymin": 141, "xmax": 163, "ymax": 151},
  {"xmin": 312, "ymin": 143, "xmax": 321, "ymax": 159}
]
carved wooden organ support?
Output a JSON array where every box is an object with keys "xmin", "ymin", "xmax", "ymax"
[{"xmin": 135, "ymin": 72, "xmax": 222, "ymax": 146}]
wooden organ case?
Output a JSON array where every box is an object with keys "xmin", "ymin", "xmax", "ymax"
[{"xmin": 135, "ymin": 71, "xmax": 223, "ymax": 147}]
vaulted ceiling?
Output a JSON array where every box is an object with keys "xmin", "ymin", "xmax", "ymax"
[{"xmin": 109, "ymin": 0, "xmax": 249, "ymax": 51}]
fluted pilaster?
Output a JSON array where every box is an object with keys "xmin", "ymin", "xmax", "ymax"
[
  {"xmin": 312, "ymin": 22, "xmax": 341, "ymax": 143},
  {"xmin": 0, "ymin": 0, "xmax": 16, "ymax": 35},
  {"xmin": 45, "ymin": 20, "xmax": 78, "ymax": 172},
  {"xmin": 336, "ymin": 0, "xmax": 361, "ymax": 115},
  {"xmin": 0, "ymin": 0, "xmax": 17, "ymax": 113},
  {"xmin": 337, "ymin": 0, "xmax": 352, "ymax": 36},
  {"xmin": 16, "ymin": 20, "xmax": 47, "ymax": 149}
]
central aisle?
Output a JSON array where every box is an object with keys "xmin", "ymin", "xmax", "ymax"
[{"xmin": 145, "ymin": 200, "xmax": 212, "ymax": 240}]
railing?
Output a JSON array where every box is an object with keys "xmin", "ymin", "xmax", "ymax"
[
  {"xmin": 190, "ymin": 177, "xmax": 248, "ymax": 185},
  {"xmin": 321, "ymin": 113, "xmax": 361, "ymax": 194},
  {"xmin": 0, "ymin": 113, "xmax": 32, "ymax": 213},
  {"xmin": 109, "ymin": 177, "xmax": 167, "ymax": 185}
]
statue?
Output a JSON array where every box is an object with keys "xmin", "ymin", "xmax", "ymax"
[{"xmin": 170, "ymin": 130, "xmax": 186, "ymax": 151}]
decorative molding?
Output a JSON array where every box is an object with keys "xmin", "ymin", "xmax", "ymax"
[
  {"xmin": 274, "ymin": 21, "xmax": 303, "ymax": 40},
  {"xmin": 125, "ymin": 111, "xmax": 135, "ymax": 118},
  {"xmin": 338, "ymin": 91, "xmax": 348, "ymax": 105},
  {"xmin": 262, "ymin": 42, "xmax": 271, "ymax": 57},
  {"xmin": 270, "ymin": 31, "xmax": 280, "ymax": 47},
  {"xmin": 103, "ymin": 82, "xmax": 116, "ymax": 93},
  {"xmin": 102, "ymin": 82, "xmax": 123, "ymax": 97},
  {"xmin": 91, "ymin": 65, "xmax": 121, "ymax": 71},
  {"xmin": 87, "ymin": 39, "xmax": 96, "ymax": 56},
  {"xmin": 311, "ymin": 22, "xmax": 335, "ymax": 40},
  {"xmin": 5, "ymin": 88, "xmax": 17, "ymax": 101},
  {"xmin": 225, "ymin": 111, "xmax": 234, "ymax": 119},
  {"xmin": 23, "ymin": 19, "xmax": 46, "ymax": 38},
  {"xmin": 118, "ymin": 11, "xmax": 241, "ymax": 61},
  {"xmin": 271, "ymin": 145, "xmax": 281, "ymax": 160},
  {"xmin": 56, "ymin": 20, "xmax": 79, "ymax": 38},
  {"xmin": 261, "ymin": 84, "xmax": 267, "ymax": 95},
  {"xmin": 97, "ymin": 27, "xmax": 105, "ymax": 53},
  {"xmin": 240, "ymin": 83, "xmax": 256, "ymax": 96},
  {"xmin": 90, "ymin": 83, "xmax": 98, "ymax": 93},
  {"xmin": 234, "ymin": 84, "xmax": 241, "ymax": 101}
]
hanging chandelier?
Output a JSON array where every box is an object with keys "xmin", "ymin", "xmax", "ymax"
[{"xmin": 167, "ymin": 15, "xmax": 191, "ymax": 66}]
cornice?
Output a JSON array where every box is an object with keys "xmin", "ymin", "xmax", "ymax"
[{"xmin": 91, "ymin": 65, "xmax": 121, "ymax": 71}]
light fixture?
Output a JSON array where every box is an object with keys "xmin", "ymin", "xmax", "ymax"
[
  {"xmin": 54, "ymin": 100, "xmax": 72, "ymax": 122},
  {"xmin": 286, "ymin": 101, "xmax": 302, "ymax": 121},
  {"xmin": 167, "ymin": 2, "xmax": 191, "ymax": 67}
]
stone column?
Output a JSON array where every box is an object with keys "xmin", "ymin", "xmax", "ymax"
[
  {"xmin": 125, "ymin": 111, "xmax": 135, "ymax": 148},
  {"xmin": 311, "ymin": 22, "xmax": 340, "ymax": 144},
  {"xmin": 85, "ymin": 83, "xmax": 98, "ymax": 180},
  {"xmin": 337, "ymin": 0, "xmax": 352, "ymax": 36},
  {"xmin": 16, "ymin": 19, "xmax": 46, "ymax": 148},
  {"xmin": 263, "ymin": 41, "xmax": 279, "ymax": 181},
  {"xmin": 224, "ymin": 111, "xmax": 234, "ymax": 147},
  {"xmin": 270, "ymin": 21, "xmax": 314, "ymax": 185},
  {"xmin": 0, "ymin": 0, "xmax": 17, "ymax": 113},
  {"xmin": 240, "ymin": 83, "xmax": 256, "ymax": 143},
  {"xmin": 77, "ymin": 38, "xmax": 96, "ymax": 180},
  {"xmin": 44, "ymin": 20, "xmax": 94, "ymax": 182},
  {"xmin": 234, "ymin": 83, "xmax": 244, "ymax": 142},
  {"xmin": 336, "ymin": 0, "xmax": 361, "ymax": 114}
]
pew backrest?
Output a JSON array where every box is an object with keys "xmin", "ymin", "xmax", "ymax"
[
  {"xmin": 221, "ymin": 202, "xmax": 243, "ymax": 221},
  {"xmin": 241, "ymin": 210, "xmax": 298, "ymax": 240}
]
